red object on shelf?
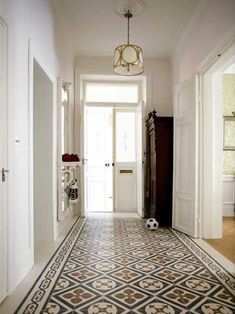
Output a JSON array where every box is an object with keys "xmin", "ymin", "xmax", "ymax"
[{"xmin": 62, "ymin": 154, "xmax": 80, "ymax": 162}]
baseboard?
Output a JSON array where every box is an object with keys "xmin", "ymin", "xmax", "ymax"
[{"xmin": 223, "ymin": 203, "xmax": 235, "ymax": 217}]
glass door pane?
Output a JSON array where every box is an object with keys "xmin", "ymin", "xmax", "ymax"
[{"xmin": 115, "ymin": 111, "xmax": 136, "ymax": 162}]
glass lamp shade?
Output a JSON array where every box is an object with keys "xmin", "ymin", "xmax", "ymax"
[{"xmin": 113, "ymin": 44, "xmax": 144, "ymax": 76}]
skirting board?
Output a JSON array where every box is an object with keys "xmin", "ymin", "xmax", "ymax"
[{"xmin": 223, "ymin": 204, "xmax": 235, "ymax": 217}]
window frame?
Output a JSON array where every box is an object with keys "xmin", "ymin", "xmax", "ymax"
[{"xmin": 223, "ymin": 116, "xmax": 235, "ymax": 150}]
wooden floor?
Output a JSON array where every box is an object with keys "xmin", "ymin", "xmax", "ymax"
[{"xmin": 205, "ymin": 217, "xmax": 235, "ymax": 263}]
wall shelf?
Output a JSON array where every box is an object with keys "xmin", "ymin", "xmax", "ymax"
[{"xmin": 58, "ymin": 161, "xmax": 82, "ymax": 167}]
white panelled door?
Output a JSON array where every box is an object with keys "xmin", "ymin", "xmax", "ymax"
[
  {"xmin": 86, "ymin": 107, "xmax": 113, "ymax": 211},
  {"xmin": 0, "ymin": 17, "xmax": 8, "ymax": 302},
  {"xmin": 115, "ymin": 109, "xmax": 137, "ymax": 211},
  {"xmin": 173, "ymin": 76, "xmax": 199, "ymax": 238}
]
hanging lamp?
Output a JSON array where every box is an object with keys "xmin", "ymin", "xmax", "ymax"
[{"xmin": 113, "ymin": 1, "xmax": 144, "ymax": 76}]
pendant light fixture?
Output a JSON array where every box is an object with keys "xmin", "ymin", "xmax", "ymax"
[{"xmin": 114, "ymin": 0, "xmax": 144, "ymax": 76}]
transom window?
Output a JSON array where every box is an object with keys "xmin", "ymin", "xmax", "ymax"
[{"xmin": 85, "ymin": 82, "xmax": 139, "ymax": 103}]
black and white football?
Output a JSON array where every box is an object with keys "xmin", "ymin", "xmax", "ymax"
[{"xmin": 145, "ymin": 218, "xmax": 159, "ymax": 230}]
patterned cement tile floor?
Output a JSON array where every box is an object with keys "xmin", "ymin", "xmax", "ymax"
[{"xmin": 15, "ymin": 217, "xmax": 235, "ymax": 313}]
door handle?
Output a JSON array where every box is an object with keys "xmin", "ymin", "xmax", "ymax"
[
  {"xmin": 82, "ymin": 158, "xmax": 88, "ymax": 165},
  {"xmin": 105, "ymin": 163, "xmax": 110, "ymax": 167},
  {"xmin": 2, "ymin": 168, "xmax": 10, "ymax": 182}
]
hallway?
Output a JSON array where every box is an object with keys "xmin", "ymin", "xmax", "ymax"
[{"xmin": 14, "ymin": 216, "xmax": 235, "ymax": 313}]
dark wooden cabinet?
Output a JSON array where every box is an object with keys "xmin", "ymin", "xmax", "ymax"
[{"xmin": 145, "ymin": 110, "xmax": 173, "ymax": 227}]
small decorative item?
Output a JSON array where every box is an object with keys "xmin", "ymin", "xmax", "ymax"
[
  {"xmin": 69, "ymin": 179, "xmax": 78, "ymax": 203},
  {"xmin": 62, "ymin": 153, "xmax": 80, "ymax": 162},
  {"xmin": 145, "ymin": 218, "xmax": 159, "ymax": 230}
]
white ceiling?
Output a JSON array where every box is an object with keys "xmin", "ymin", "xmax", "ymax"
[
  {"xmin": 54, "ymin": 0, "xmax": 196, "ymax": 58},
  {"xmin": 224, "ymin": 62, "xmax": 235, "ymax": 74}
]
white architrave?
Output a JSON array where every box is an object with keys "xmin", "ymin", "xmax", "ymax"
[{"xmin": 199, "ymin": 42, "xmax": 235, "ymax": 239}]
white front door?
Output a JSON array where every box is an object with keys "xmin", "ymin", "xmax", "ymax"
[
  {"xmin": 83, "ymin": 106, "xmax": 139, "ymax": 213},
  {"xmin": 86, "ymin": 107, "xmax": 113, "ymax": 211},
  {"xmin": 173, "ymin": 76, "xmax": 199, "ymax": 238},
  {"xmin": 0, "ymin": 17, "xmax": 8, "ymax": 303},
  {"xmin": 115, "ymin": 109, "xmax": 137, "ymax": 211}
]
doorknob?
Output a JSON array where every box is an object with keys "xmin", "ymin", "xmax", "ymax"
[
  {"xmin": 82, "ymin": 158, "xmax": 88, "ymax": 165},
  {"xmin": 2, "ymin": 168, "xmax": 10, "ymax": 182}
]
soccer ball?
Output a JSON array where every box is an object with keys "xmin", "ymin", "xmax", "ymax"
[{"xmin": 145, "ymin": 218, "xmax": 159, "ymax": 230}]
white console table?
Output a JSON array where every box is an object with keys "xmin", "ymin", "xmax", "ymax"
[{"xmin": 57, "ymin": 161, "xmax": 81, "ymax": 221}]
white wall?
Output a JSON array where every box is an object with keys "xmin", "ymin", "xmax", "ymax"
[
  {"xmin": 172, "ymin": 0, "xmax": 235, "ymax": 83},
  {"xmin": 0, "ymin": 0, "xmax": 75, "ymax": 292},
  {"xmin": 75, "ymin": 57, "xmax": 172, "ymax": 117}
]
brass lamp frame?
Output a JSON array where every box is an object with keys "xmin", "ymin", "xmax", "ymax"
[{"xmin": 113, "ymin": 10, "xmax": 144, "ymax": 76}]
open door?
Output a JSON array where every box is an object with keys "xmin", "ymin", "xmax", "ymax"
[{"xmin": 173, "ymin": 76, "xmax": 199, "ymax": 238}]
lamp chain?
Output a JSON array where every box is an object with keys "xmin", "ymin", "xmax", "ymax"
[
  {"xmin": 124, "ymin": 10, "xmax": 132, "ymax": 45},
  {"xmin": 127, "ymin": 10, "xmax": 130, "ymax": 44}
]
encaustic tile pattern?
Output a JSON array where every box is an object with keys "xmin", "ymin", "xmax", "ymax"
[{"xmin": 15, "ymin": 217, "xmax": 235, "ymax": 313}]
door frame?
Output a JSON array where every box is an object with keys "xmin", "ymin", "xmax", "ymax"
[
  {"xmin": 0, "ymin": 16, "xmax": 8, "ymax": 303},
  {"xmin": 79, "ymin": 77, "xmax": 145, "ymax": 217},
  {"xmin": 198, "ymin": 41, "xmax": 235, "ymax": 239}
]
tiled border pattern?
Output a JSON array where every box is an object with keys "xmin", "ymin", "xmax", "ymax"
[
  {"xmin": 15, "ymin": 217, "xmax": 86, "ymax": 314},
  {"xmin": 171, "ymin": 229, "xmax": 235, "ymax": 294},
  {"xmin": 15, "ymin": 217, "xmax": 235, "ymax": 314}
]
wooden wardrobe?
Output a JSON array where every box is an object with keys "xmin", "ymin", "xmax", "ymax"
[{"xmin": 145, "ymin": 110, "xmax": 173, "ymax": 227}]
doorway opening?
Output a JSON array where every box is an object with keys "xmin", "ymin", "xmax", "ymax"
[
  {"xmin": 201, "ymin": 42, "xmax": 235, "ymax": 262},
  {"xmin": 86, "ymin": 106, "xmax": 137, "ymax": 212},
  {"xmin": 203, "ymin": 60, "xmax": 235, "ymax": 263},
  {"xmin": 80, "ymin": 79, "xmax": 144, "ymax": 216},
  {"xmin": 33, "ymin": 60, "xmax": 55, "ymax": 246}
]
